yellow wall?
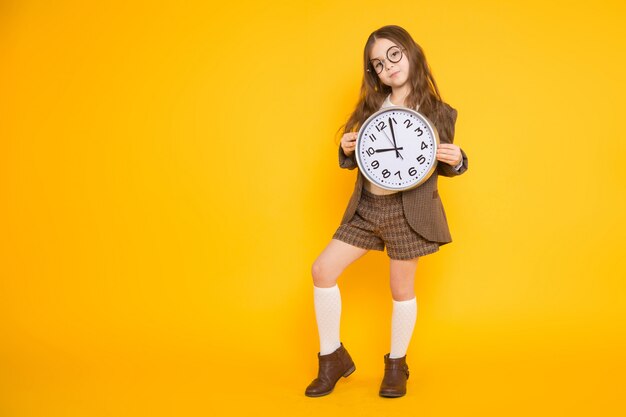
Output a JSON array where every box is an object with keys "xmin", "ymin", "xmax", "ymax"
[{"xmin": 2, "ymin": 0, "xmax": 625, "ymax": 415}]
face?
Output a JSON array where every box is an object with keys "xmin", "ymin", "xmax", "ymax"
[{"xmin": 368, "ymin": 38, "xmax": 410, "ymax": 88}]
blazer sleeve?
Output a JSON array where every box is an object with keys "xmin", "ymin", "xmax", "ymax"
[
  {"xmin": 437, "ymin": 107, "xmax": 469, "ymax": 177},
  {"xmin": 338, "ymin": 144, "xmax": 358, "ymax": 170}
]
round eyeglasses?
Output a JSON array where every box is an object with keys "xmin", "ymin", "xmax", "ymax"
[{"xmin": 367, "ymin": 46, "xmax": 406, "ymax": 74}]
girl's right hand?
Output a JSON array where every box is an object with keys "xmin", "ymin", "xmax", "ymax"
[{"xmin": 340, "ymin": 132, "xmax": 358, "ymax": 156}]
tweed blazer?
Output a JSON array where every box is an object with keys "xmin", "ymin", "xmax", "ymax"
[{"xmin": 338, "ymin": 103, "xmax": 468, "ymax": 245}]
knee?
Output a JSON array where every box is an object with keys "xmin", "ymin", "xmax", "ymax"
[
  {"xmin": 389, "ymin": 281, "xmax": 415, "ymax": 301},
  {"xmin": 311, "ymin": 260, "xmax": 337, "ymax": 287}
]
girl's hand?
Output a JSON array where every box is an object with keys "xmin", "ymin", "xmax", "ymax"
[
  {"xmin": 340, "ymin": 132, "xmax": 358, "ymax": 156},
  {"xmin": 437, "ymin": 143, "xmax": 462, "ymax": 166}
]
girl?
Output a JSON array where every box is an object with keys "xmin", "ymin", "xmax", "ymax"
[{"xmin": 305, "ymin": 25, "xmax": 468, "ymax": 398}]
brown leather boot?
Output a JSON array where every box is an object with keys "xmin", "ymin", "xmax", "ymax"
[
  {"xmin": 379, "ymin": 353, "xmax": 409, "ymax": 397},
  {"xmin": 305, "ymin": 343, "xmax": 356, "ymax": 397}
]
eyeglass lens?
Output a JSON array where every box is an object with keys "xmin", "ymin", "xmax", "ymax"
[{"xmin": 370, "ymin": 46, "xmax": 403, "ymax": 74}]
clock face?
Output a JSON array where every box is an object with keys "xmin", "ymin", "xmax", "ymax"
[{"xmin": 356, "ymin": 106, "xmax": 439, "ymax": 191}]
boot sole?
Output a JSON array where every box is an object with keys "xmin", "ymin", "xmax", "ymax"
[
  {"xmin": 379, "ymin": 391, "xmax": 406, "ymax": 398},
  {"xmin": 342, "ymin": 364, "xmax": 356, "ymax": 377}
]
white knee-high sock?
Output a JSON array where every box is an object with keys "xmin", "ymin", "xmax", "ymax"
[
  {"xmin": 389, "ymin": 297, "xmax": 417, "ymax": 358},
  {"xmin": 313, "ymin": 284, "xmax": 342, "ymax": 355}
]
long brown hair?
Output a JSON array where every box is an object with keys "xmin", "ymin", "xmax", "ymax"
[{"xmin": 336, "ymin": 25, "xmax": 455, "ymax": 144}]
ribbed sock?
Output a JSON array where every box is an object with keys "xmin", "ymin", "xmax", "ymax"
[
  {"xmin": 389, "ymin": 296, "xmax": 417, "ymax": 358},
  {"xmin": 313, "ymin": 284, "xmax": 342, "ymax": 355}
]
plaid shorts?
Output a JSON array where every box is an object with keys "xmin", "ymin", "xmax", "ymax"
[{"xmin": 333, "ymin": 188, "xmax": 440, "ymax": 260}]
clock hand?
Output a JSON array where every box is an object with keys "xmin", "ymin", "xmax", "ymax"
[
  {"xmin": 378, "ymin": 129, "xmax": 404, "ymax": 160},
  {"xmin": 388, "ymin": 117, "xmax": 400, "ymax": 158},
  {"xmin": 375, "ymin": 147, "xmax": 404, "ymax": 153}
]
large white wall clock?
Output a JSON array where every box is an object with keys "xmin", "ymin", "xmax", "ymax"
[{"xmin": 356, "ymin": 106, "xmax": 440, "ymax": 191}]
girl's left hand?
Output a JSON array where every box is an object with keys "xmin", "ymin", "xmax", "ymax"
[{"xmin": 436, "ymin": 143, "xmax": 462, "ymax": 166}]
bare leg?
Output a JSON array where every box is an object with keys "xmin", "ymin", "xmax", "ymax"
[
  {"xmin": 389, "ymin": 257, "xmax": 419, "ymax": 301},
  {"xmin": 311, "ymin": 239, "xmax": 369, "ymax": 287},
  {"xmin": 309, "ymin": 239, "xmax": 368, "ymax": 355},
  {"xmin": 387, "ymin": 256, "xmax": 419, "ymax": 360}
]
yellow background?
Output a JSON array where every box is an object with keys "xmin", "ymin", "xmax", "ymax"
[{"xmin": 2, "ymin": 0, "xmax": 626, "ymax": 416}]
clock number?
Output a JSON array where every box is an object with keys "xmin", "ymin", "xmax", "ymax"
[
  {"xmin": 375, "ymin": 121, "xmax": 388, "ymax": 132},
  {"xmin": 414, "ymin": 127, "xmax": 423, "ymax": 136},
  {"xmin": 403, "ymin": 119, "xmax": 413, "ymax": 129},
  {"xmin": 408, "ymin": 167, "xmax": 417, "ymax": 176},
  {"xmin": 416, "ymin": 155, "xmax": 426, "ymax": 165},
  {"xmin": 371, "ymin": 160, "xmax": 380, "ymax": 169},
  {"xmin": 369, "ymin": 133, "xmax": 377, "ymax": 142},
  {"xmin": 420, "ymin": 141, "xmax": 428, "ymax": 150},
  {"xmin": 394, "ymin": 170, "xmax": 402, "ymax": 180},
  {"xmin": 382, "ymin": 169, "xmax": 391, "ymax": 179},
  {"xmin": 366, "ymin": 147, "xmax": 375, "ymax": 156}
]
